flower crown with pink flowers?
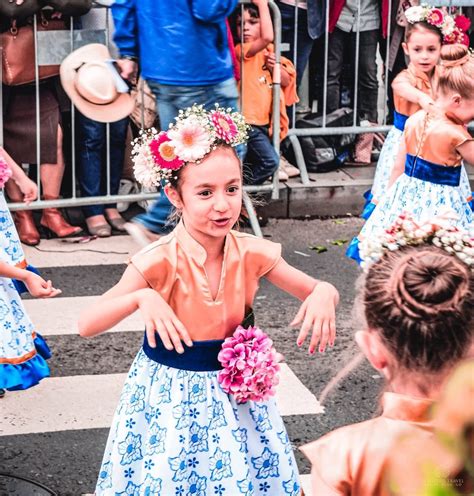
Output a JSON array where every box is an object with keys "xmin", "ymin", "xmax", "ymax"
[
  {"xmin": 404, "ymin": 5, "xmax": 470, "ymax": 46},
  {"xmin": 359, "ymin": 212, "xmax": 474, "ymax": 270},
  {"xmin": 132, "ymin": 104, "xmax": 248, "ymax": 188}
]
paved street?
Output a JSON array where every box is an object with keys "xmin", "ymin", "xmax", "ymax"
[{"xmin": 0, "ymin": 216, "xmax": 385, "ymax": 496}]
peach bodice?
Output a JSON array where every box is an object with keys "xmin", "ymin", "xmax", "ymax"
[{"xmin": 130, "ymin": 221, "xmax": 281, "ymax": 340}]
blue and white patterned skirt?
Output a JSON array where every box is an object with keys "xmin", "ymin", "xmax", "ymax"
[
  {"xmin": 348, "ymin": 172, "xmax": 473, "ymax": 264},
  {"xmin": 96, "ymin": 336, "xmax": 301, "ymax": 496},
  {"xmin": 369, "ymin": 127, "xmax": 403, "ymax": 204}
]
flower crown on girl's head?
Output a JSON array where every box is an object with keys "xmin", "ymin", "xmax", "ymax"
[
  {"xmin": 132, "ymin": 104, "xmax": 249, "ymax": 188},
  {"xmin": 359, "ymin": 212, "xmax": 474, "ymax": 270},
  {"xmin": 404, "ymin": 5, "xmax": 471, "ymax": 46}
]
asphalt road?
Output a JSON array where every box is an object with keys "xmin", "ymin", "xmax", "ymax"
[{"xmin": 1, "ymin": 216, "xmax": 386, "ymax": 495}]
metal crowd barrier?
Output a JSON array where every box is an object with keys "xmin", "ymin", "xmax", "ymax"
[{"xmin": 0, "ymin": 0, "xmax": 283, "ymax": 238}]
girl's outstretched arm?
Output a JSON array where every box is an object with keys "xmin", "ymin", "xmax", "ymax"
[
  {"xmin": 391, "ymin": 72, "xmax": 434, "ymax": 111},
  {"xmin": 0, "ymin": 261, "xmax": 60, "ymax": 298},
  {"xmin": 78, "ymin": 264, "xmax": 192, "ymax": 353},
  {"xmin": 265, "ymin": 259, "xmax": 339, "ymax": 354}
]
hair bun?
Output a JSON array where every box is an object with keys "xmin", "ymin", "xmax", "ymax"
[
  {"xmin": 440, "ymin": 43, "xmax": 470, "ymax": 64},
  {"xmin": 390, "ymin": 250, "xmax": 469, "ymax": 320}
]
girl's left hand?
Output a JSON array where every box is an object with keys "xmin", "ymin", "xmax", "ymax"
[
  {"xmin": 290, "ymin": 282, "xmax": 339, "ymax": 354},
  {"xmin": 16, "ymin": 176, "xmax": 38, "ymax": 205}
]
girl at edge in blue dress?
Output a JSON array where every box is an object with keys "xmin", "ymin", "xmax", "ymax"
[
  {"xmin": 0, "ymin": 148, "xmax": 61, "ymax": 397},
  {"xmin": 349, "ymin": 43, "xmax": 474, "ymax": 265},
  {"xmin": 79, "ymin": 106, "xmax": 339, "ymax": 495}
]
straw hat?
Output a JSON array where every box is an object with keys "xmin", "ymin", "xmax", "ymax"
[{"xmin": 60, "ymin": 43, "xmax": 134, "ymax": 123}]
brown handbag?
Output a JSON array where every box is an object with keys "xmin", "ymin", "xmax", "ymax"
[{"xmin": 1, "ymin": 15, "xmax": 66, "ymax": 86}]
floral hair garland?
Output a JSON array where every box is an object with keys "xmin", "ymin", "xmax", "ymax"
[
  {"xmin": 132, "ymin": 104, "xmax": 249, "ymax": 188},
  {"xmin": 404, "ymin": 5, "xmax": 470, "ymax": 46},
  {"xmin": 359, "ymin": 212, "xmax": 474, "ymax": 270}
]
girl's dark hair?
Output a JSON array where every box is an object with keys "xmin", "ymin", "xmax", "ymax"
[
  {"xmin": 405, "ymin": 21, "xmax": 443, "ymax": 43},
  {"xmin": 363, "ymin": 245, "xmax": 473, "ymax": 373}
]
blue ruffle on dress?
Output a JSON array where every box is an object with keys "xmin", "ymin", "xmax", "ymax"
[
  {"xmin": 95, "ymin": 335, "xmax": 301, "ymax": 496},
  {"xmin": 0, "ymin": 277, "xmax": 51, "ymax": 390},
  {"xmin": 349, "ymin": 154, "xmax": 473, "ymax": 264}
]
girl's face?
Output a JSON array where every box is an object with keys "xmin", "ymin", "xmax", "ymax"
[
  {"xmin": 167, "ymin": 147, "xmax": 243, "ymax": 245},
  {"xmin": 403, "ymin": 28, "xmax": 441, "ymax": 74},
  {"xmin": 237, "ymin": 10, "xmax": 261, "ymax": 43}
]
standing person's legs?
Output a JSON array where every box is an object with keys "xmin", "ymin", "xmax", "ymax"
[
  {"xmin": 130, "ymin": 79, "xmax": 239, "ymax": 243},
  {"xmin": 326, "ymin": 28, "xmax": 346, "ymax": 114},
  {"xmin": 243, "ymin": 126, "xmax": 279, "ymax": 185},
  {"xmin": 353, "ymin": 29, "xmax": 379, "ymax": 122}
]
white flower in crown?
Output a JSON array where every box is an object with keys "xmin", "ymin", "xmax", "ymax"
[
  {"xmin": 168, "ymin": 114, "xmax": 214, "ymax": 163},
  {"xmin": 359, "ymin": 212, "xmax": 474, "ymax": 270},
  {"xmin": 131, "ymin": 129, "xmax": 162, "ymax": 188},
  {"xmin": 405, "ymin": 5, "xmax": 426, "ymax": 23},
  {"xmin": 441, "ymin": 15, "xmax": 455, "ymax": 36}
]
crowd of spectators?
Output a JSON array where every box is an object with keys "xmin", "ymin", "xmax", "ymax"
[{"xmin": 1, "ymin": 0, "xmax": 473, "ymax": 244}]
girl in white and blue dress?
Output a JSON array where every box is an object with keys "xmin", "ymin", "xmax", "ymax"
[
  {"xmin": 79, "ymin": 106, "xmax": 339, "ymax": 495},
  {"xmin": 349, "ymin": 44, "xmax": 474, "ymax": 264},
  {"xmin": 363, "ymin": 7, "xmax": 473, "ymax": 219},
  {"xmin": 0, "ymin": 148, "xmax": 61, "ymax": 394}
]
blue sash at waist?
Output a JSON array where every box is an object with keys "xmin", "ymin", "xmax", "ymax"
[
  {"xmin": 143, "ymin": 333, "xmax": 224, "ymax": 371},
  {"xmin": 405, "ymin": 154, "xmax": 461, "ymax": 187},
  {"xmin": 393, "ymin": 111, "xmax": 408, "ymax": 131}
]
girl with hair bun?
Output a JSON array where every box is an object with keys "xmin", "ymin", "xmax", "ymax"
[
  {"xmin": 302, "ymin": 214, "xmax": 474, "ymax": 495},
  {"xmin": 348, "ymin": 43, "xmax": 474, "ymax": 264}
]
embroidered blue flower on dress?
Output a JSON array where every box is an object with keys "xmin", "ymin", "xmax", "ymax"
[
  {"xmin": 187, "ymin": 471, "xmax": 207, "ymax": 496},
  {"xmin": 0, "ymin": 299, "xmax": 9, "ymax": 320},
  {"xmin": 260, "ymin": 435, "xmax": 269, "ymax": 445},
  {"xmin": 189, "ymin": 407, "xmax": 199, "ymax": 419},
  {"xmin": 189, "ymin": 422, "xmax": 209, "ymax": 453},
  {"xmin": 156, "ymin": 374, "xmax": 172, "ymax": 404},
  {"xmin": 118, "ymin": 432, "xmax": 143, "ymax": 466},
  {"xmin": 188, "ymin": 456, "xmax": 199, "ymax": 468},
  {"xmin": 145, "ymin": 423, "xmax": 167, "ymax": 455},
  {"xmin": 212, "ymin": 433, "xmax": 220, "ymax": 444},
  {"xmin": 144, "ymin": 406, "xmax": 161, "ymax": 425},
  {"xmin": 0, "ymin": 210, "xmax": 13, "ymax": 228},
  {"xmin": 173, "ymin": 401, "xmax": 191, "ymax": 430},
  {"xmin": 10, "ymin": 301, "xmax": 24, "ymax": 323},
  {"xmin": 277, "ymin": 431, "xmax": 291, "ymax": 455},
  {"xmin": 237, "ymin": 475, "xmax": 255, "ymax": 496},
  {"xmin": 282, "ymin": 474, "xmax": 300, "ymax": 496},
  {"xmin": 144, "ymin": 459, "xmax": 155, "ymax": 470},
  {"xmin": 250, "ymin": 404, "xmax": 272, "ymax": 433},
  {"xmin": 209, "ymin": 447, "xmax": 233, "ymax": 481},
  {"xmin": 142, "ymin": 474, "xmax": 162, "ymax": 496},
  {"xmin": 5, "ymin": 240, "xmax": 20, "ymax": 260},
  {"xmin": 251, "ymin": 447, "xmax": 280, "ymax": 479},
  {"xmin": 188, "ymin": 374, "xmax": 206, "ymax": 403},
  {"xmin": 125, "ymin": 384, "xmax": 146, "ymax": 414},
  {"xmin": 116, "ymin": 480, "xmax": 142, "ymax": 496},
  {"xmin": 97, "ymin": 460, "xmax": 113, "ymax": 489},
  {"xmin": 175, "ymin": 486, "xmax": 184, "ymax": 496},
  {"xmin": 208, "ymin": 399, "xmax": 227, "ymax": 430},
  {"xmin": 125, "ymin": 418, "xmax": 136, "ymax": 429},
  {"xmin": 232, "ymin": 427, "xmax": 248, "ymax": 453},
  {"xmin": 259, "ymin": 482, "xmax": 271, "ymax": 492},
  {"xmin": 168, "ymin": 448, "xmax": 188, "ymax": 482},
  {"xmin": 214, "ymin": 483, "xmax": 226, "ymax": 495}
]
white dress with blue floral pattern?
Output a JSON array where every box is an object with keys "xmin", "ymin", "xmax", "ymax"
[{"xmin": 95, "ymin": 347, "xmax": 301, "ymax": 496}]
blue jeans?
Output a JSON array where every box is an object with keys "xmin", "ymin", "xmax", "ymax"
[
  {"xmin": 134, "ymin": 78, "xmax": 239, "ymax": 234},
  {"xmin": 243, "ymin": 126, "xmax": 279, "ymax": 185},
  {"xmin": 77, "ymin": 114, "xmax": 128, "ymax": 218}
]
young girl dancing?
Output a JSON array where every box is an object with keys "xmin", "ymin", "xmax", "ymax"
[
  {"xmin": 363, "ymin": 7, "xmax": 472, "ymax": 219},
  {"xmin": 303, "ymin": 214, "xmax": 473, "ymax": 495},
  {"xmin": 79, "ymin": 105, "xmax": 339, "ymax": 495},
  {"xmin": 0, "ymin": 150, "xmax": 61, "ymax": 395},
  {"xmin": 348, "ymin": 44, "xmax": 474, "ymax": 264}
]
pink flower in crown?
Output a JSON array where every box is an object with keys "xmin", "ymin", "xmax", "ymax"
[
  {"xmin": 454, "ymin": 14, "xmax": 471, "ymax": 33},
  {"xmin": 168, "ymin": 116, "xmax": 213, "ymax": 163},
  {"xmin": 0, "ymin": 157, "xmax": 12, "ymax": 188},
  {"xmin": 210, "ymin": 110, "xmax": 238, "ymax": 143},
  {"xmin": 149, "ymin": 132, "xmax": 184, "ymax": 171},
  {"xmin": 426, "ymin": 8, "xmax": 444, "ymax": 27}
]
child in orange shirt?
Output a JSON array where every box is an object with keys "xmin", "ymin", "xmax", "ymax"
[{"xmin": 235, "ymin": 0, "xmax": 298, "ymax": 184}]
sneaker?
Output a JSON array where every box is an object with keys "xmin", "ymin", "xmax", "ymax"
[
  {"xmin": 278, "ymin": 168, "xmax": 289, "ymax": 181},
  {"xmin": 280, "ymin": 156, "xmax": 300, "ymax": 178},
  {"xmin": 124, "ymin": 221, "xmax": 161, "ymax": 248},
  {"xmin": 117, "ymin": 179, "xmax": 137, "ymax": 213}
]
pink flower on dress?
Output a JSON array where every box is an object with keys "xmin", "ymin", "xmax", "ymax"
[
  {"xmin": 426, "ymin": 8, "xmax": 444, "ymax": 27},
  {"xmin": 0, "ymin": 157, "xmax": 12, "ymax": 188},
  {"xmin": 217, "ymin": 325, "xmax": 280, "ymax": 403},
  {"xmin": 149, "ymin": 132, "xmax": 184, "ymax": 171},
  {"xmin": 167, "ymin": 116, "xmax": 213, "ymax": 163},
  {"xmin": 210, "ymin": 111, "xmax": 238, "ymax": 143}
]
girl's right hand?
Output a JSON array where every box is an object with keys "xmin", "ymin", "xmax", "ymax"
[
  {"xmin": 135, "ymin": 288, "xmax": 193, "ymax": 353},
  {"xmin": 419, "ymin": 94, "xmax": 435, "ymax": 112},
  {"xmin": 24, "ymin": 272, "xmax": 61, "ymax": 298},
  {"xmin": 15, "ymin": 176, "xmax": 38, "ymax": 205}
]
